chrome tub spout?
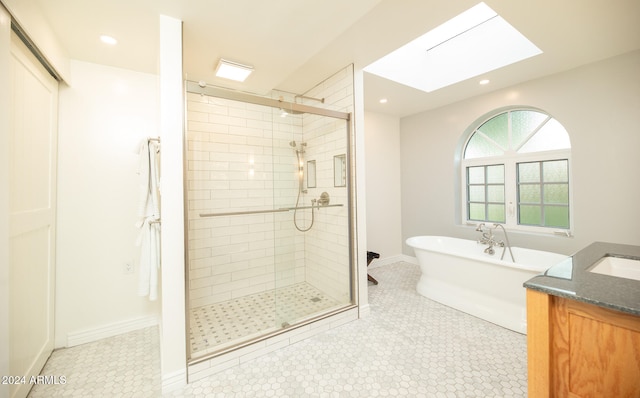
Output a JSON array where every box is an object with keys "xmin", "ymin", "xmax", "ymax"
[{"xmin": 492, "ymin": 223, "xmax": 515, "ymax": 263}]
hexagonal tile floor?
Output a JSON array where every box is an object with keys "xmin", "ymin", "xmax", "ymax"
[
  {"xmin": 190, "ymin": 282, "xmax": 340, "ymax": 355},
  {"xmin": 28, "ymin": 261, "xmax": 527, "ymax": 397}
]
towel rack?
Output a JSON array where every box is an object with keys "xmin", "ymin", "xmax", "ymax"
[
  {"xmin": 148, "ymin": 137, "xmax": 160, "ymax": 143},
  {"xmin": 200, "ymin": 204, "xmax": 343, "ymax": 218},
  {"xmin": 149, "ymin": 219, "xmax": 161, "ymax": 225}
]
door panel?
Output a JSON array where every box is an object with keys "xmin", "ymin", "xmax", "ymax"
[{"xmin": 8, "ymin": 32, "xmax": 58, "ymax": 398}]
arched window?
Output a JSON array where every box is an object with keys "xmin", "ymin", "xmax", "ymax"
[{"xmin": 461, "ymin": 108, "xmax": 572, "ymax": 233}]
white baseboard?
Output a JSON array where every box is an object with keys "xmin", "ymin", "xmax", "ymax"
[
  {"xmin": 162, "ymin": 368, "xmax": 187, "ymax": 393},
  {"xmin": 367, "ymin": 254, "xmax": 416, "ymax": 268},
  {"xmin": 402, "ymin": 254, "xmax": 418, "ymax": 264},
  {"xmin": 66, "ymin": 315, "xmax": 158, "ymax": 347},
  {"xmin": 358, "ymin": 303, "xmax": 371, "ymax": 318}
]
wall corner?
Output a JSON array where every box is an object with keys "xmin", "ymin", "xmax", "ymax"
[{"xmin": 352, "ymin": 65, "xmax": 369, "ymax": 316}]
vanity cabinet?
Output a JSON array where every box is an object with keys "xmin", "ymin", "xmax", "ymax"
[{"xmin": 527, "ymin": 289, "xmax": 640, "ymax": 397}]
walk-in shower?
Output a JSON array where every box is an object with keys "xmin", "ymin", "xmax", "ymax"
[{"xmin": 184, "ymin": 82, "xmax": 354, "ymax": 361}]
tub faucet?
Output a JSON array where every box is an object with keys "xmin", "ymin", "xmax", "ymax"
[
  {"xmin": 476, "ymin": 223, "xmax": 516, "ymax": 262},
  {"xmin": 479, "ymin": 233, "xmax": 501, "ymax": 255}
]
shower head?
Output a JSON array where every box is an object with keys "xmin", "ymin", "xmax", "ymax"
[{"xmin": 289, "ymin": 141, "xmax": 297, "ymax": 148}]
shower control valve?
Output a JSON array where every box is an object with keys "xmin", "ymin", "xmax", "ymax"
[{"xmin": 317, "ymin": 192, "xmax": 330, "ymax": 206}]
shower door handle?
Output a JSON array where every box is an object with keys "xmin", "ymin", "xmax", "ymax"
[{"xmin": 199, "ymin": 204, "xmax": 343, "ymax": 218}]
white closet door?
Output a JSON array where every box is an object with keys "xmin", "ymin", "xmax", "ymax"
[{"xmin": 8, "ymin": 32, "xmax": 58, "ymax": 398}]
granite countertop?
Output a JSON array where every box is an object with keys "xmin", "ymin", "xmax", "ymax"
[{"xmin": 524, "ymin": 241, "xmax": 640, "ymax": 316}]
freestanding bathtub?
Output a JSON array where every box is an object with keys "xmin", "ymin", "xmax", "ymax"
[{"xmin": 406, "ymin": 236, "xmax": 568, "ymax": 334}]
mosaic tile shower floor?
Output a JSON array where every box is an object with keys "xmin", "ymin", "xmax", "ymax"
[
  {"xmin": 28, "ymin": 262, "xmax": 528, "ymax": 397},
  {"xmin": 190, "ymin": 282, "xmax": 341, "ymax": 355}
]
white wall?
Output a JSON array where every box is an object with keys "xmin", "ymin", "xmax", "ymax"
[
  {"xmin": 364, "ymin": 111, "xmax": 402, "ymax": 261},
  {"xmin": 400, "ymin": 50, "xmax": 640, "ymax": 256},
  {"xmin": 353, "ymin": 66, "xmax": 369, "ymax": 316},
  {"xmin": 55, "ymin": 60, "xmax": 160, "ymax": 347},
  {"xmin": 0, "ymin": 5, "xmax": 12, "ymax": 395},
  {"xmin": 158, "ymin": 14, "xmax": 187, "ymax": 392}
]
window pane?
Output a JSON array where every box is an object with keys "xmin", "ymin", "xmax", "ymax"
[
  {"xmin": 543, "ymin": 160, "xmax": 568, "ymax": 182},
  {"xmin": 469, "ymin": 203, "xmax": 485, "ymax": 220},
  {"xmin": 477, "ymin": 113, "xmax": 508, "ymax": 149},
  {"xmin": 487, "ymin": 185, "xmax": 504, "ymax": 202},
  {"xmin": 469, "ymin": 186, "xmax": 485, "ymax": 202},
  {"xmin": 487, "ymin": 204, "xmax": 505, "ymax": 223},
  {"xmin": 467, "ymin": 167, "xmax": 485, "ymax": 184},
  {"xmin": 464, "ymin": 133, "xmax": 503, "ymax": 159},
  {"xmin": 519, "ymin": 205, "xmax": 541, "ymax": 225},
  {"xmin": 518, "ymin": 162, "xmax": 540, "ymax": 183},
  {"xmin": 511, "ymin": 110, "xmax": 547, "ymax": 148},
  {"xmin": 544, "ymin": 206, "xmax": 569, "ymax": 228},
  {"xmin": 486, "ymin": 165, "xmax": 504, "ymax": 184},
  {"xmin": 519, "ymin": 118, "xmax": 571, "ymax": 153},
  {"xmin": 519, "ymin": 184, "xmax": 541, "ymax": 203},
  {"xmin": 544, "ymin": 184, "xmax": 569, "ymax": 204}
]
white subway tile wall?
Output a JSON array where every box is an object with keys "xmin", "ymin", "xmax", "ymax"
[
  {"xmin": 186, "ymin": 94, "xmax": 301, "ymax": 310},
  {"xmin": 185, "ymin": 65, "xmax": 355, "ymax": 356}
]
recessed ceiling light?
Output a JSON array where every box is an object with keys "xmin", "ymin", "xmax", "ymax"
[
  {"xmin": 100, "ymin": 35, "xmax": 117, "ymax": 45},
  {"xmin": 479, "ymin": 79, "xmax": 490, "ymax": 85},
  {"xmin": 364, "ymin": 2, "xmax": 542, "ymax": 93},
  {"xmin": 215, "ymin": 59, "xmax": 253, "ymax": 82},
  {"xmin": 379, "ymin": 98, "xmax": 388, "ymax": 104}
]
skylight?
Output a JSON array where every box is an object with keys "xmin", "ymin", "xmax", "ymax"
[{"xmin": 364, "ymin": 2, "xmax": 542, "ymax": 93}]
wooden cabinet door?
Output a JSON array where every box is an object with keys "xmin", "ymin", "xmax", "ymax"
[{"xmin": 550, "ymin": 298, "xmax": 640, "ymax": 398}]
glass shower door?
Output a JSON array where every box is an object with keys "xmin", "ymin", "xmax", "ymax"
[
  {"xmin": 272, "ymin": 106, "xmax": 353, "ymax": 329},
  {"xmin": 185, "ymin": 84, "xmax": 353, "ymax": 361},
  {"xmin": 186, "ymin": 95, "xmax": 281, "ymax": 358}
]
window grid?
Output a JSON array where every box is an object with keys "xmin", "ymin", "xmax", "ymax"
[
  {"xmin": 467, "ymin": 165, "xmax": 505, "ymax": 223},
  {"xmin": 517, "ymin": 160, "xmax": 569, "ymax": 228}
]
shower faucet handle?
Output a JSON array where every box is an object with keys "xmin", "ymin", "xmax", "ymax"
[{"xmin": 317, "ymin": 192, "xmax": 330, "ymax": 206}]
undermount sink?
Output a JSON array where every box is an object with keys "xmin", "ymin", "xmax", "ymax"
[{"xmin": 589, "ymin": 255, "xmax": 640, "ymax": 282}]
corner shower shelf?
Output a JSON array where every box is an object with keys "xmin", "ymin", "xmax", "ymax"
[{"xmin": 200, "ymin": 204, "xmax": 344, "ymax": 218}]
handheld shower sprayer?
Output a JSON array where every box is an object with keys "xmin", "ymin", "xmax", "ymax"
[{"xmin": 291, "ymin": 141, "xmax": 313, "ymax": 232}]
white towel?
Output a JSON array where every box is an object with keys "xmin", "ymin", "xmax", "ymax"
[
  {"xmin": 137, "ymin": 140, "xmax": 160, "ymax": 220},
  {"xmin": 136, "ymin": 139, "xmax": 161, "ymax": 300},
  {"xmin": 137, "ymin": 219, "xmax": 160, "ymax": 300}
]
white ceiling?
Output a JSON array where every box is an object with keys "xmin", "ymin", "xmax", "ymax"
[{"xmin": 29, "ymin": 0, "xmax": 640, "ymax": 117}]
